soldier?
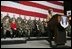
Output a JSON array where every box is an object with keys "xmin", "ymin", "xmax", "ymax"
[
  {"xmin": 41, "ymin": 19, "xmax": 47, "ymax": 36},
  {"xmin": 16, "ymin": 16, "xmax": 23, "ymax": 37},
  {"xmin": 36, "ymin": 18, "xmax": 43, "ymax": 37},
  {"xmin": 24, "ymin": 18, "xmax": 31, "ymax": 39},
  {"xmin": 21, "ymin": 16, "xmax": 28, "ymax": 37},
  {"xmin": 2, "ymin": 14, "xmax": 12, "ymax": 38},
  {"xmin": 66, "ymin": 15, "xmax": 71, "ymax": 37},
  {"xmin": 28, "ymin": 18, "xmax": 35, "ymax": 37},
  {"xmin": 40, "ymin": 19, "xmax": 45, "ymax": 37},
  {"xmin": 33, "ymin": 17, "xmax": 38, "ymax": 37},
  {"xmin": 27, "ymin": 17, "xmax": 32, "ymax": 37},
  {"xmin": 21, "ymin": 19, "xmax": 26, "ymax": 37},
  {"xmin": 43, "ymin": 22, "xmax": 48, "ymax": 37}
]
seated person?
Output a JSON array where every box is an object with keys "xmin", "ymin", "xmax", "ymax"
[{"xmin": 10, "ymin": 18, "xmax": 17, "ymax": 38}]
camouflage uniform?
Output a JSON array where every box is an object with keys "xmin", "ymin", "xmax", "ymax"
[
  {"xmin": 21, "ymin": 19, "xmax": 26, "ymax": 37},
  {"xmin": 27, "ymin": 19, "xmax": 34, "ymax": 36},
  {"xmin": 42, "ymin": 20, "xmax": 46, "ymax": 33},
  {"xmin": 17, "ymin": 16, "xmax": 23, "ymax": 37},
  {"xmin": 66, "ymin": 24, "xmax": 71, "ymax": 37},
  {"xmin": 2, "ymin": 15, "xmax": 12, "ymax": 38},
  {"xmin": 36, "ymin": 19, "xmax": 44, "ymax": 37},
  {"xmin": 24, "ymin": 20, "xmax": 31, "ymax": 39},
  {"xmin": 32, "ymin": 19, "xmax": 38, "ymax": 36},
  {"xmin": 40, "ymin": 21, "xmax": 45, "ymax": 36}
]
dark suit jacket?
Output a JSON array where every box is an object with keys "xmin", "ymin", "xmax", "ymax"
[{"xmin": 47, "ymin": 14, "xmax": 66, "ymax": 44}]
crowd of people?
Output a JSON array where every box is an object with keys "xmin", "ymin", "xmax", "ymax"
[{"xmin": 1, "ymin": 14, "xmax": 49, "ymax": 39}]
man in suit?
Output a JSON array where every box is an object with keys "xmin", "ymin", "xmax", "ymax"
[{"xmin": 47, "ymin": 14, "xmax": 67, "ymax": 47}]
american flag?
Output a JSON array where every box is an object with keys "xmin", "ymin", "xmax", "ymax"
[{"xmin": 1, "ymin": 1, "xmax": 64, "ymax": 20}]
